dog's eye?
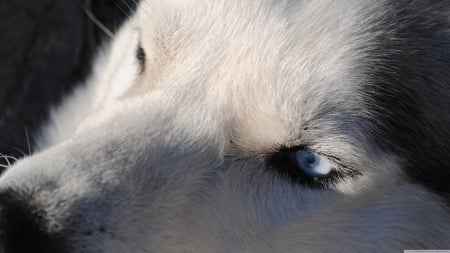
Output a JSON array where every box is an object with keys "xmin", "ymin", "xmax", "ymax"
[
  {"xmin": 290, "ymin": 150, "xmax": 335, "ymax": 177},
  {"xmin": 266, "ymin": 147, "xmax": 359, "ymax": 188},
  {"xmin": 136, "ymin": 44, "xmax": 146, "ymax": 73}
]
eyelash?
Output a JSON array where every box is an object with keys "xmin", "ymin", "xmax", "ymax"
[{"xmin": 265, "ymin": 147, "xmax": 360, "ymax": 189}]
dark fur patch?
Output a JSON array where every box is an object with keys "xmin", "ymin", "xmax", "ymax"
[
  {"xmin": 362, "ymin": 0, "xmax": 450, "ymax": 201},
  {"xmin": 0, "ymin": 190, "xmax": 68, "ymax": 253}
]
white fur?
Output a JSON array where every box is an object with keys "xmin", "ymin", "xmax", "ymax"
[{"xmin": 1, "ymin": 0, "xmax": 449, "ymax": 252}]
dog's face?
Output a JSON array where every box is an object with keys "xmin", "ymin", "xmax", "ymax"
[{"xmin": 1, "ymin": 0, "xmax": 450, "ymax": 252}]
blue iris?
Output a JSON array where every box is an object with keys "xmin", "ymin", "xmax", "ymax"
[{"xmin": 294, "ymin": 151, "xmax": 333, "ymax": 177}]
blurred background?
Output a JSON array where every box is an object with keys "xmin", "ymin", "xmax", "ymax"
[{"xmin": 0, "ymin": 0, "xmax": 138, "ymax": 172}]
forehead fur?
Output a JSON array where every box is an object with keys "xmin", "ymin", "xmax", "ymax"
[{"xmin": 133, "ymin": 0, "xmax": 383, "ymax": 151}]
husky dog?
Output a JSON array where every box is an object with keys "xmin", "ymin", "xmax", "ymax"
[{"xmin": 0, "ymin": 0, "xmax": 449, "ymax": 252}]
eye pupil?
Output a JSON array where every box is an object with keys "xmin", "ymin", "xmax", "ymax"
[
  {"xmin": 304, "ymin": 152, "xmax": 316, "ymax": 164},
  {"xmin": 297, "ymin": 151, "xmax": 317, "ymax": 167}
]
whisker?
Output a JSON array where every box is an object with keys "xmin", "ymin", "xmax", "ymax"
[
  {"xmin": 113, "ymin": 0, "xmax": 130, "ymax": 18},
  {"xmin": 25, "ymin": 126, "xmax": 31, "ymax": 155},
  {"xmin": 78, "ymin": 0, "xmax": 114, "ymax": 38},
  {"xmin": 120, "ymin": 0, "xmax": 134, "ymax": 14},
  {"xmin": 0, "ymin": 153, "xmax": 18, "ymax": 168},
  {"xmin": 0, "ymin": 155, "xmax": 18, "ymax": 162},
  {"xmin": 0, "ymin": 153, "xmax": 13, "ymax": 167}
]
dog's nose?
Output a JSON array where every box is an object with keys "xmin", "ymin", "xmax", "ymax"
[{"xmin": 0, "ymin": 190, "xmax": 67, "ymax": 253}]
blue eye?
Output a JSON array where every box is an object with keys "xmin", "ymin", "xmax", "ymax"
[
  {"xmin": 292, "ymin": 151, "xmax": 335, "ymax": 177},
  {"xmin": 266, "ymin": 147, "xmax": 360, "ymax": 187}
]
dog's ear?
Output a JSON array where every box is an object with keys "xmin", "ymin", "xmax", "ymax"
[
  {"xmin": 35, "ymin": 19, "xmax": 143, "ymax": 150},
  {"xmin": 90, "ymin": 20, "xmax": 143, "ymax": 103}
]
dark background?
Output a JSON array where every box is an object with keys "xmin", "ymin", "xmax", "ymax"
[{"xmin": 0, "ymin": 0, "xmax": 138, "ymax": 171}]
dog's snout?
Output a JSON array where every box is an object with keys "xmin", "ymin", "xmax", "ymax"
[{"xmin": 0, "ymin": 190, "xmax": 67, "ymax": 253}]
